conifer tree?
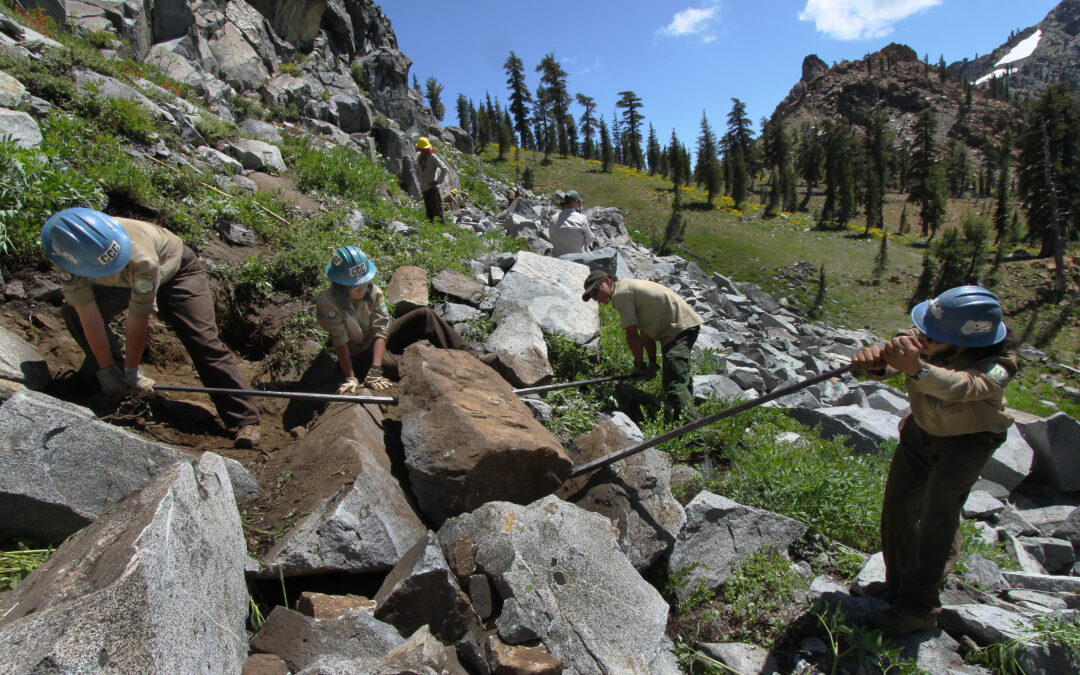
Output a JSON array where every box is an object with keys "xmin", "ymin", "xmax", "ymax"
[
  {"xmin": 503, "ymin": 51, "xmax": 534, "ymax": 149},
  {"xmin": 962, "ymin": 215, "xmax": 991, "ymax": 285},
  {"xmin": 658, "ymin": 180, "xmax": 687, "ymax": 255},
  {"xmin": 497, "ymin": 110, "xmax": 513, "ymax": 160},
  {"xmin": 599, "ymin": 116, "xmax": 612, "ymax": 173},
  {"xmin": 945, "ymin": 139, "xmax": 968, "ymax": 198},
  {"xmin": 575, "ymin": 93, "xmax": 598, "ymax": 160},
  {"xmin": 536, "ymin": 54, "xmax": 572, "ymax": 157},
  {"xmin": 797, "ymin": 127, "xmax": 824, "ymax": 211},
  {"xmin": 898, "ymin": 203, "xmax": 908, "ymax": 234},
  {"xmin": 455, "ymin": 94, "xmax": 470, "ymax": 130},
  {"xmin": 819, "ymin": 121, "xmax": 856, "ymax": 228},
  {"xmin": 646, "ymin": 124, "xmax": 661, "ymax": 175},
  {"xmin": 616, "ymin": 91, "xmax": 645, "ymax": 170},
  {"xmin": 695, "ymin": 111, "xmax": 720, "ymax": 207},
  {"xmin": 908, "ymin": 109, "xmax": 947, "ymax": 238},
  {"xmin": 863, "ymin": 112, "xmax": 888, "ymax": 234},
  {"xmin": 873, "ymin": 230, "xmax": 889, "ymax": 278},
  {"xmin": 668, "ymin": 129, "xmax": 686, "ymax": 192},
  {"xmin": 424, "ymin": 76, "xmax": 445, "ymax": 121},
  {"xmin": 993, "ymin": 133, "xmax": 1012, "ymax": 244}
]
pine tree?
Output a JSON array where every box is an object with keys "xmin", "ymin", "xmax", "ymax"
[
  {"xmin": 616, "ymin": 91, "xmax": 645, "ymax": 170},
  {"xmin": 503, "ymin": 52, "xmax": 533, "ymax": 149},
  {"xmin": 724, "ymin": 99, "xmax": 753, "ymax": 209},
  {"xmin": 863, "ymin": 112, "xmax": 888, "ymax": 234},
  {"xmin": 575, "ymin": 93, "xmax": 598, "ymax": 160},
  {"xmin": 908, "ymin": 109, "xmax": 947, "ymax": 238},
  {"xmin": 910, "ymin": 250, "xmax": 937, "ymax": 310},
  {"xmin": 993, "ymin": 133, "xmax": 1012, "ymax": 243},
  {"xmin": 668, "ymin": 129, "xmax": 685, "ymax": 187},
  {"xmin": 599, "ymin": 116, "xmax": 612, "ymax": 173},
  {"xmin": 762, "ymin": 114, "xmax": 795, "ymax": 217},
  {"xmin": 455, "ymin": 94, "xmax": 470, "ymax": 130},
  {"xmin": 797, "ymin": 127, "xmax": 825, "ymax": 211},
  {"xmin": 658, "ymin": 182, "xmax": 687, "ymax": 255},
  {"xmin": 819, "ymin": 121, "xmax": 856, "ymax": 228},
  {"xmin": 497, "ymin": 110, "xmax": 513, "ymax": 160},
  {"xmin": 646, "ymin": 124, "xmax": 661, "ymax": 175},
  {"xmin": 873, "ymin": 230, "xmax": 890, "ymax": 278},
  {"xmin": 424, "ymin": 76, "xmax": 445, "ymax": 121},
  {"xmin": 961, "ymin": 215, "xmax": 991, "ymax": 285},
  {"xmin": 898, "ymin": 203, "xmax": 908, "ymax": 234},
  {"xmin": 694, "ymin": 112, "xmax": 720, "ymax": 206},
  {"xmin": 932, "ymin": 227, "xmax": 969, "ymax": 294},
  {"xmin": 536, "ymin": 54, "xmax": 572, "ymax": 157}
]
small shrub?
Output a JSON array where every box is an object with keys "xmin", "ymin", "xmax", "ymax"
[
  {"xmin": 230, "ymin": 94, "xmax": 264, "ymax": 122},
  {"xmin": 194, "ymin": 112, "xmax": 239, "ymax": 145},
  {"xmin": 716, "ymin": 547, "xmax": 810, "ymax": 645},
  {"xmin": 279, "ymin": 62, "xmax": 302, "ymax": 77}
]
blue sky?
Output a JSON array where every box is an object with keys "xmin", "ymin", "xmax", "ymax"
[{"xmin": 381, "ymin": 0, "xmax": 1059, "ymax": 149}]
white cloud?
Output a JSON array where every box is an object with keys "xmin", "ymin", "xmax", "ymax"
[
  {"xmin": 798, "ymin": 0, "xmax": 942, "ymax": 40},
  {"xmin": 660, "ymin": 5, "xmax": 720, "ymax": 42}
]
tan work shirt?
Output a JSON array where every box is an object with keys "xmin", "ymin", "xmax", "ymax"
[
  {"xmin": 549, "ymin": 208, "xmax": 594, "ymax": 257},
  {"xmin": 315, "ymin": 285, "xmax": 391, "ymax": 354},
  {"xmin": 868, "ymin": 327, "xmax": 1018, "ymax": 436},
  {"xmin": 417, "ymin": 153, "xmax": 448, "ymax": 192},
  {"xmin": 59, "ymin": 217, "xmax": 184, "ymax": 318},
  {"xmin": 610, "ymin": 279, "xmax": 704, "ymax": 347}
]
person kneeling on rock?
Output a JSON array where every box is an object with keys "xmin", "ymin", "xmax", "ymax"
[
  {"xmin": 851, "ymin": 285, "xmax": 1019, "ymax": 638},
  {"xmin": 316, "ymin": 246, "xmax": 495, "ymax": 393}
]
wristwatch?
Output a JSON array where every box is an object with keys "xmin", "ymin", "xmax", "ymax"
[{"xmin": 909, "ymin": 362, "xmax": 931, "ymax": 380}]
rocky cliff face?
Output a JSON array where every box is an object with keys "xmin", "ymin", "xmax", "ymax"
[
  {"xmin": 949, "ymin": 0, "xmax": 1080, "ymax": 104},
  {"xmin": 773, "ymin": 42, "xmax": 1019, "ymax": 154}
]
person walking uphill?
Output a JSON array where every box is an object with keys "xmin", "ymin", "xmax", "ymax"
[
  {"xmin": 851, "ymin": 285, "xmax": 1019, "ymax": 638},
  {"xmin": 42, "ymin": 209, "xmax": 262, "ymax": 448},
  {"xmin": 316, "ymin": 246, "xmax": 492, "ymax": 393},
  {"xmin": 549, "ymin": 190, "xmax": 594, "ymax": 257},
  {"xmin": 415, "ymin": 137, "xmax": 448, "ymax": 222},
  {"xmin": 582, "ymin": 270, "xmax": 703, "ymax": 420}
]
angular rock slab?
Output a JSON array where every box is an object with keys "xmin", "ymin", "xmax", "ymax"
[
  {"xmin": 557, "ymin": 420, "xmax": 686, "ymax": 569},
  {"xmin": 0, "ymin": 454, "xmax": 248, "ymax": 673},
  {"xmin": 399, "ymin": 345, "xmax": 571, "ymax": 524},
  {"xmin": 788, "ymin": 405, "xmax": 901, "ymax": 454},
  {"xmin": 374, "ymin": 531, "xmax": 480, "ymax": 642},
  {"xmin": 1019, "ymin": 413, "xmax": 1080, "ymax": 492},
  {"xmin": 0, "ymin": 323, "xmax": 49, "ymax": 389},
  {"xmin": 494, "ymin": 251, "xmax": 599, "ymax": 345},
  {"xmin": 250, "ymin": 606, "xmax": 404, "ymax": 673},
  {"xmin": 980, "ymin": 425, "xmax": 1034, "ymax": 491},
  {"xmin": 484, "ymin": 312, "xmax": 554, "ymax": 387},
  {"xmin": 668, "ymin": 491, "xmax": 808, "ymax": 601},
  {"xmin": 385, "ymin": 265, "xmax": 430, "ymax": 314},
  {"xmin": 262, "ymin": 402, "xmax": 425, "ymax": 576},
  {"xmin": 438, "ymin": 495, "xmax": 680, "ymax": 674},
  {"xmin": 433, "ymin": 268, "xmax": 486, "ymax": 306},
  {"xmin": 0, "ymin": 388, "xmax": 256, "ymax": 543}
]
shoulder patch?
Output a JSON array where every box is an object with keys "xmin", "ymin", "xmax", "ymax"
[
  {"xmin": 378, "ymin": 300, "xmax": 388, "ymax": 315},
  {"xmin": 985, "ymin": 363, "xmax": 1010, "ymax": 385},
  {"xmin": 325, "ymin": 310, "xmax": 337, "ymax": 320},
  {"xmin": 59, "ymin": 271, "xmax": 75, "ymax": 283},
  {"xmin": 132, "ymin": 277, "xmax": 157, "ymax": 296}
]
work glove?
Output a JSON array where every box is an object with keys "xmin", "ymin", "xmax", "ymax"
[
  {"xmin": 337, "ymin": 377, "xmax": 361, "ymax": 395},
  {"xmin": 124, "ymin": 367, "xmax": 156, "ymax": 397},
  {"xmin": 96, "ymin": 366, "xmax": 128, "ymax": 395},
  {"xmin": 364, "ymin": 367, "xmax": 393, "ymax": 392}
]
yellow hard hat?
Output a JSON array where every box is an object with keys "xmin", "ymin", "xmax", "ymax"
[
  {"xmin": 451, "ymin": 189, "xmax": 458, "ymax": 194},
  {"xmin": 415, "ymin": 137, "xmax": 432, "ymax": 150}
]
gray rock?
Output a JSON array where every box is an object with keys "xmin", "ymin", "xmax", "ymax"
[
  {"xmin": 250, "ymin": 606, "xmax": 403, "ymax": 673},
  {"xmin": 697, "ymin": 643, "xmax": 779, "ymax": 675},
  {"xmin": 0, "ymin": 324, "xmax": 50, "ymax": 389},
  {"xmin": 981, "ymin": 425, "xmax": 1035, "ymax": 491},
  {"xmin": 693, "ymin": 373, "xmax": 750, "ymax": 402},
  {"xmin": 668, "ymin": 491, "xmax": 808, "ymax": 600},
  {"xmin": 228, "ymin": 174, "xmax": 258, "ymax": 192},
  {"xmin": 196, "ymin": 145, "xmax": 244, "ymax": 173},
  {"xmin": 0, "ymin": 70, "xmax": 29, "ymax": 107},
  {"xmin": 0, "ymin": 454, "xmax": 248, "ymax": 673},
  {"xmin": 373, "ymin": 531, "xmax": 480, "ymax": 643},
  {"xmin": 727, "ymin": 365, "xmax": 765, "ymax": 392},
  {"xmin": 851, "ymin": 552, "xmax": 887, "ymax": 597},
  {"xmin": 1002, "ymin": 571, "xmax": 1080, "ymax": 593},
  {"xmin": 239, "ymin": 118, "xmax": 283, "ymax": 143},
  {"xmin": 972, "ymin": 478, "xmax": 1010, "ymax": 500},
  {"xmin": 0, "ymin": 389, "xmax": 255, "ymax": 543},
  {"xmin": 484, "ymin": 313, "xmax": 554, "ymax": 388},
  {"xmin": 938, "ymin": 604, "xmax": 1032, "ymax": 645},
  {"xmin": 495, "ymin": 598, "xmax": 541, "ymax": 645},
  {"xmin": 215, "ymin": 219, "xmax": 259, "ymax": 246},
  {"xmin": 788, "ymin": 405, "xmax": 901, "ymax": 454},
  {"xmin": 227, "ymin": 138, "xmax": 285, "ymax": 173},
  {"xmin": 560, "ymin": 247, "xmax": 634, "ymax": 281},
  {"xmin": 438, "ymin": 302, "xmax": 483, "ymax": 324},
  {"xmin": 494, "ymin": 252, "xmax": 599, "ymax": 345},
  {"xmin": 865, "ymin": 389, "xmax": 910, "ymax": 415},
  {"xmin": 1016, "ymin": 536, "xmax": 1076, "ymax": 574},
  {"xmin": 437, "ymin": 495, "xmax": 679, "ymax": 674},
  {"xmin": 1004, "ymin": 589, "xmax": 1068, "ymax": 610},
  {"xmin": 557, "ymin": 420, "xmax": 686, "ymax": 569},
  {"xmin": 964, "ymin": 490, "xmax": 1006, "ymax": 519},
  {"xmin": 1052, "ymin": 507, "xmax": 1080, "ymax": 544},
  {"xmin": 1020, "ymin": 505, "xmax": 1078, "ymax": 534},
  {"xmin": 962, "ymin": 554, "xmax": 1006, "ymax": 589},
  {"xmin": 384, "ymin": 265, "xmax": 428, "ymax": 314},
  {"xmin": 74, "ymin": 70, "xmax": 171, "ymax": 124},
  {"xmin": 432, "ymin": 268, "xmax": 486, "ymax": 306},
  {"xmin": 261, "ymin": 402, "xmax": 425, "ymax": 576},
  {"xmin": 0, "ymin": 107, "xmax": 42, "ymax": 148},
  {"xmin": 997, "ymin": 504, "xmax": 1040, "ymax": 537},
  {"xmin": 210, "ymin": 21, "xmax": 269, "ymax": 91},
  {"xmin": 1019, "ymin": 413, "xmax": 1080, "ymax": 492},
  {"xmin": 1004, "ymin": 534, "xmax": 1049, "ymax": 574}
]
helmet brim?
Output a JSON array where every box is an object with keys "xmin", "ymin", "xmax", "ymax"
[{"xmin": 911, "ymin": 300, "xmax": 1007, "ymax": 347}]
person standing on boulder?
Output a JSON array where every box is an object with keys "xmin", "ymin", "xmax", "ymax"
[
  {"xmin": 316, "ymin": 246, "xmax": 495, "ymax": 394},
  {"xmin": 415, "ymin": 137, "xmax": 448, "ymax": 222},
  {"xmin": 41, "ymin": 209, "xmax": 262, "ymax": 448},
  {"xmin": 581, "ymin": 270, "xmax": 703, "ymax": 420},
  {"xmin": 851, "ymin": 285, "xmax": 1019, "ymax": 637},
  {"xmin": 549, "ymin": 190, "xmax": 595, "ymax": 257}
]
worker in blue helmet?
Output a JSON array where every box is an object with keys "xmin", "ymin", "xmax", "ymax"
[
  {"xmin": 41, "ymin": 208, "xmax": 262, "ymax": 449},
  {"xmin": 315, "ymin": 246, "xmax": 495, "ymax": 394},
  {"xmin": 851, "ymin": 285, "xmax": 1019, "ymax": 637}
]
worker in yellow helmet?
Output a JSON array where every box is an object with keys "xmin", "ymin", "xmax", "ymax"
[{"xmin": 415, "ymin": 137, "xmax": 448, "ymax": 222}]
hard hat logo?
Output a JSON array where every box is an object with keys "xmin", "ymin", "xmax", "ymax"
[
  {"xmin": 98, "ymin": 240, "xmax": 122, "ymax": 265},
  {"xmin": 349, "ymin": 263, "xmax": 367, "ymax": 278},
  {"xmin": 331, "ymin": 253, "xmax": 343, "ymax": 267},
  {"xmin": 57, "ymin": 250, "xmax": 78, "ymax": 265},
  {"xmin": 928, "ymin": 299, "xmax": 943, "ymax": 319},
  {"xmin": 959, "ymin": 320, "xmax": 993, "ymax": 335}
]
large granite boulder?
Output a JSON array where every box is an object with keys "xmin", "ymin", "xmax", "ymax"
[
  {"xmin": 484, "ymin": 313, "xmax": 554, "ymax": 387},
  {"xmin": 250, "ymin": 606, "xmax": 404, "ymax": 673},
  {"xmin": 557, "ymin": 420, "xmax": 686, "ymax": 569},
  {"xmin": 788, "ymin": 405, "xmax": 902, "ymax": 454},
  {"xmin": 385, "ymin": 265, "xmax": 429, "ymax": 314},
  {"xmin": 980, "ymin": 425, "xmax": 1035, "ymax": 491},
  {"xmin": 0, "ymin": 324, "xmax": 50, "ymax": 389},
  {"xmin": 260, "ymin": 402, "xmax": 425, "ymax": 576},
  {"xmin": 399, "ymin": 345, "xmax": 571, "ymax": 524},
  {"xmin": 1019, "ymin": 413, "xmax": 1080, "ymax": 492},
  {"xmin": 493, "ymin": 251, "xmax": 599, "ymax": 345},
  {"xmin": 438, "ymin": 495, "xmax": 680, "ymax": 674},
  {"xmin": 0, "ymin": 107, "xmax": 42, "ymax": 148},
  {"xmin": 0, "ymin": 454, "xmax": 248, "ymax": 673}
]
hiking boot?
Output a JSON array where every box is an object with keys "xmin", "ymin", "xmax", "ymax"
[
  {"xmin": 234, "ymin": 424, "xmax": 261, "ymax": 449},
  {"xmin": 866, "ymin": 605, "xmax": 937, "ymax": 637}
]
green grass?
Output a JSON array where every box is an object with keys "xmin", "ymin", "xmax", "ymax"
[
  {"xmin": 1005, "ymin": 379, "xmax": 1080, "ymax": 419},
  {"xmin": 0, "ymin": 543, "xmax": 54, "ymax": 592}
]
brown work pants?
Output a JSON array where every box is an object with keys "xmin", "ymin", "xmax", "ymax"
[
  {"xmin": 348, "ymin": 307, "xmax": 470, "ymax": 380},
  {"xmin": 881, "ymin": 417, "xmax": 1006, "ymax": 614},
  {"xmin": 62, "ymin": 246, "xmax": 260, "ymax": 429},
  {"xmin": 422, "ymin": 188, "xmax": 444, "ymax": 222}
]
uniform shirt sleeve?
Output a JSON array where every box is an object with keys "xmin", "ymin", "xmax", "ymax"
[
  {"xmin": 316, "ymin": 293, "xmax": 351, "ymax": 347},
  {"xmin": 125, "ymin": 253, "xmax": 161, "ymax": 318},
  {"xmin": 60, "ymin": 271, "xmax": 95, "ymax": 307},
  {"xmin": 435, "ymin": 156, "xmax": 448, "ymax": 185},
  {"xmin": 908, "ymin": 360, "xmax": 1013, "ymax": 402},
  {"xmin": 369, "ymin": 286, "xmax": 390, "ymax": 342},
  {"xmin": 611, "ymin": 284, "xmax": 638, "ymax": 329}
]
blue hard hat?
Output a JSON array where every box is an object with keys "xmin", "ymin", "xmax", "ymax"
[
  {"xmin": 911, "ymin": 285, "xmax": 1007, "ymax": 347},
  {"xmin": 325, "ymin": 245, "xmax": 376, "ymax": 285},
  {"xmin": 41, "ymin": 208, "xmax": 132, "ymax": 278}
]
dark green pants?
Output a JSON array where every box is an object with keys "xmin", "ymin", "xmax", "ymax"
[
  {"xmin": 661, "ymin": 327, "xmax": 699, "ymax": 420},
  {"xmin": 881, "ymin": 417, "xmax": 1006, "ymax": 614}
]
